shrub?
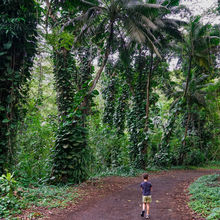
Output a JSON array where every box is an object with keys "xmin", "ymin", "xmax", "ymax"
[
  {"xmin": 184, "ymin": 149, "xmax": 206, "ymax": 166},
  {"xmin": 0, "ymin": 173, "xmax": 23, "ymax": 217},
  {"xmin": 0, "ymin": 172, "xmax": 81, "ymax": 218},
  {"xmin": 189, "ymin": 174, "xmax": 220, "ymax": 219},
  {"xmin": 152, "ymin": 150, "xmax": 172, "ymax": 167}
]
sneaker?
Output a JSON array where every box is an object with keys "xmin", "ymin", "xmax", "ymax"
[
  {"xmin": 141, "ymin": 211, "xmax": 145, "ymax": 217},
  {"xmin": 146, "ymin": 214, "xmax": 150, "ymax": 219}
]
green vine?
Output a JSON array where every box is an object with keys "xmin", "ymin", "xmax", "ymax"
[
  {"xmin": 0, "ymin": 0, "xmax": 39, "ymax": 173},
  {"xmin": 51, "ymin": 46, "xmax": 96, "ymax": 183}
]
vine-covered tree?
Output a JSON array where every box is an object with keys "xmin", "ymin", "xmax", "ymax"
[
  {"xmin": 0, "ymin": 0, "xmax": 38, "ymax": 173},
  {"xmin": 46, "ymin": 0, "xmax": 99, "ymax": 182}
]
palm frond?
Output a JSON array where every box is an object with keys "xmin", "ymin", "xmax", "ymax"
[
  {"xmin": 162, "ymin": 0, "xmax": 180, "ymax": 8},
  {"xmin": 80, "ymin": 0, "xmax": 99, "ymax": 7},
  {"xmin": 127, "ymin": 2, "xmax": 167, "ymax": 10},
  {"xmin": 196, "ymin": 83, "xmax": 215, "ymax": 89},
  {"xmin": 194, "ymin": 74, "xmax": 209, "ymax": 84},
  {"xmin": 142, "ymin": 16, "xmax": 158, "ymax": 31},
  {"xmin": 126, "ymin": 18, "xmax": 146, "ymax": 43},
  {"xmin": 154, "ymin": 18, "xmax": 165, "ymax": 28},
  {"xmin": 145, "ymin": 34, "xmax": 161, "ymax": 58},
  {"xmin": 191, "ymin": 92, "xmax": 206, "ymax": 106}
]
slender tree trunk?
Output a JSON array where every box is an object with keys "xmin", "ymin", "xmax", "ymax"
[
  {"xmin": 145, "ymin": 51, "xmax": 154, "ymax": 131},
  {"xmin": 183, "ymin": 112, "xmax": 191, "ymax": 146},
  {"xmin": 36, "ymin": 56, "xmax": 43, "ymax": 106},
  {"xmin": 88, "ymin": 21, "xmax": 114, "ymax": 95},
  {"xmin": 141, "ymin": 51, "xmax": 154, "ymax": 169},
  {"xmin": 184, "ymin": 53, "xmax": 192, "ymax": 97},
  {"xmin": 78, "ymin": 21, "xmax": 114, "ymax": 112},
  {"xmin": 88, "ymin": 48, "xmax": 110, "ymax": 94},
  {"xmin": 181, "ymin": 52, "xmax": 192, "ymax": 164},
  {"xmin": 180, "ymin": 111, "xmax": 191, "ymax": 164}
]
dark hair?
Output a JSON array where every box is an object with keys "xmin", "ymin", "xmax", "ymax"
[{"xmin": 143, "ymin": 173, "xmax": 148, "ymax": 180}]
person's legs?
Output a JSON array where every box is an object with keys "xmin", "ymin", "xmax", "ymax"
[
  {"xmin": 146, "ymin": 203, "xmax": 150, "ymax": 215},
  {"xmin": 141, "ymin": 202, "xmax": 146, "ymax": 217}
]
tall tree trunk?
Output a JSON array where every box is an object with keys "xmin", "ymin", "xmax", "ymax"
[
  {"xmin": 78, "ymin": 21, "xmax": 114, "ymax": 113},
  {"xmin": 141, "ymin": 51, "xmax": 154, "ymax": 169},
  {"xmin": 52, "ymin": 46, "xmax": 96, "ymax": 183},
  {"xmin": 36, "ymin": 56, "xmax": 43, "ymax": 106},
  {"xmin": 145, "ymin": 51, "xmax": 154, "ymax": 131},
  {"xmin": 181, "ymin": 52, "xmax": 192, "ymax": 164},
  {"xmin": 183, "ymin": 112, "xmax": 191, "ymax": 147},
  {"xmin": 180, "ymin": 111, "xmax": 191, "ymax": 164},
  {"xmin": 88, "ymin": 21, "xmax": 114, "ymax": 95},
  {"xmin": 52, "ymin": 49, "xmax": 90, "ymax": 183},
  {"xmin": 88, "ymin": 47, "xmax": 110, "ymax": 94},
  {"xmin": 184, "ymin": 53, "xmax": 192, "ymax": 97}
]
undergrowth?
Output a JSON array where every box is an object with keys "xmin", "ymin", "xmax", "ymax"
[
  {"xmin": 188, "ymin": 174, "xmax": 220, "ymax": 220},
  {"xmin": 91, "ymin": 161, "xmax": 220, "ymax": 179},
  {"xmin": 90, "ymin": 164, "xmax": 164, "ymax": 179},
  {"xmin": 92, "ymin": 166, "xmax": 146, "ymax": 178},
  {"xmin": 0, "ymin": 172, "xmax": 81, "ymax": 219}
]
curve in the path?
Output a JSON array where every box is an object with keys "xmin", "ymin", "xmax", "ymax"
[{"xmin": 62, "ymin": 170, "xmax": 219, "ymax": 220}]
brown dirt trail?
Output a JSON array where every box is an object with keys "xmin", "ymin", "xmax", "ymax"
[{"xmin": 53, "ymin": 169, "xmax": 219, "ymax": 220}]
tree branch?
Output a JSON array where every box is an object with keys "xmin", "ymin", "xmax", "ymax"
[{"xmin": 45, "ymin": 0, "xmax": 57, "ymax": 23}]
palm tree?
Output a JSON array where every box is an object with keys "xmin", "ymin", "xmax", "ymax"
[
  {"xmin": 178, "ymin": 17, "xmax": 219, "ymax": 149},
  {"xmin": 160, "ymin": 17, "xmax": 219, "ymax": 158},
  {"xmin": 73, "ymin": 0, "xmax": 184, "ymax": 96},
  {"xmin": 159, "ymin": 17, "xmax": 219, "ymax": 161},
  {"xmin": 178, "ymin": 16, "xmax": 219, "ymax": 97},
  {"xmin": 162, "ymin": 70, "xmax": 218, "ymax": 164}
]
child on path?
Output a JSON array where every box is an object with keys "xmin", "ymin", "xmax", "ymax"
[{"xmin": 140, "ymin": 173, "xmax": 152, "ymax": 219}]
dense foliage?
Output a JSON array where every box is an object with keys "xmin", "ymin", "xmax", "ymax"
[
  {"xmin": 0, "ymin": 172, "xmax": 80, "ymax": 218},
  {"xmin": 0, "ymin": 0, "xmax": 39, "ymax": 173}
]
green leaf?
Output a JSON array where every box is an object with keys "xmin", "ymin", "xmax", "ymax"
[
  {"xmin": 3, "ymin": 42, "xmax": 12, "ymax": 50},
  {"xmin": 92, "ymin": 90, "xmax": 99, "ymax": 95},
  {"xmin": 0, "ymin": 106, "xmax": 5, "ymax": 111},
  {"xmin": 62, "ymin": 145, "xmax": 69, "ymax": 149},
  {"xmin": 2, "ymin": 119, "xmax": 10, "ymax": 123},
  {"xmin": 0, "ymin": 52, "xmax": 7, "ymax": 56}
]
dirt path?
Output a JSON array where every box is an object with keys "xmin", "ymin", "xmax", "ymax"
[{"xmin": 54, "ymin": 169, "xmax": 219, "ymax": 220}]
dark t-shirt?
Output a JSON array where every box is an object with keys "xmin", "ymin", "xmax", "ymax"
[{"xmin": 140, "ymin": 181, "xmax": 152, "ymax": 196}]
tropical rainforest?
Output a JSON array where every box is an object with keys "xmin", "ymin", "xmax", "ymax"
[{"xmin": 0, "ymin": 0, "xmax": 219, "ymax": 189}]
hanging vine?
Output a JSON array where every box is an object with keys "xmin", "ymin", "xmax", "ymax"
[{"xmin": 102, "ymin": 61, "xmax": 117, "ymax": 127}]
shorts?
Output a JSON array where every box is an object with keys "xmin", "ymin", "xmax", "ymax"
[{"xmin": 142, "ymin": 195, "xmax": 152, "ymax": 203}]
